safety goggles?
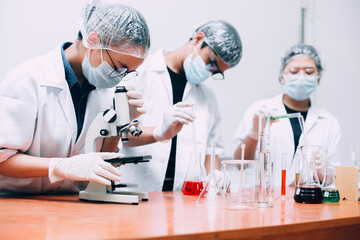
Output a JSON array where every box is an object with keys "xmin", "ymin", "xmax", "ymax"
[
  {"xmin": 206, "ymin": 47, "xmax": 224, "ymax": 80},
  {"xmin": 106, "ymin": 50, "xmax": 138, "ymax": 80}
]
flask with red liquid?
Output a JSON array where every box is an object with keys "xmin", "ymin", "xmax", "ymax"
[{"xmin": 182, "ymin": 152, "xmax": 205, "ymax": 195}]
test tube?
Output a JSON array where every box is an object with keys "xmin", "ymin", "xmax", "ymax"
[
  {"xmin": 191, "ymin": 105, "xmax": 197, "ymax": 153},
  {"xmin": 295, "ymin": 151, "xmax": 301, "ymax": 187},
  {"xmin": 281, "ymin": 153, "xmax": 287, "ymax": 198},
  {"xmin": 239, "ymin": 144, "xmax": 245, "ymax": 202}
]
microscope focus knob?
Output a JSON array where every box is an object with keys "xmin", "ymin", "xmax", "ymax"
[{"xmin": 100, "ymin": 129, "xmax": 109, "ymax": 136}]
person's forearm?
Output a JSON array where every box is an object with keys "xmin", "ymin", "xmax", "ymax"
[
  {"xmin": 205, "ymin": 155, "xmax": 220, "ymax": 174},
  {"xmin": 123, "ymin": 127, "xmax": 157, "ymax": 147},
  {"xmin": 0, "ymin": 153, "xmax": 50, "ymax": 178},
  {"xmin": 233, "ymin": 135, "xmax": 258, "ymax": 160},
  {"xmin": 101, "ymin": 136, "xmax": 121, "ymax": 152}
]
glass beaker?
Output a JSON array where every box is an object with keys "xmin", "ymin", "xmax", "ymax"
[
  {"xmin": 222, "ymin": 160, "xmax": 256, "ymax": 210},
  {"xmin": 255, "ymin": 113, "xmax": 273, "ymax": 208},
  {"xmin": 321, "ymin": 166, "xmax": 340, "ymax": 203},
  {"xmin": 182, "ymin": 152, "xmax": 205, "ymax": 195},
  {"xmin": 294, "ymin": 146, "xmax": 323, "ymax": 204}
]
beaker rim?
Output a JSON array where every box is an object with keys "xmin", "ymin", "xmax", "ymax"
[{"xmin": 221, "ymin": 160, "xmax": 255, "ymax": 165}]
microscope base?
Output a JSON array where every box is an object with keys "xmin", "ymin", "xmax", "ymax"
[
  {"xmin": 79, "ymin": 191, "xmax": 141, "ymax": 204},
  {"xmin": 79, "ymin": 181, "xmax": 148, "ymax": 204}
]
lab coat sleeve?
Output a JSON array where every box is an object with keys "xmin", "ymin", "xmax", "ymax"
[
  {"xmin": 0, "ymin": 73, "xmax": 38, "ymax": 162},
  {"xmin": 232, "ymin": 102, "xmax": 259, "ymax": 155},
  {"xmin": 205, "ymin": 90, "xmax": 224, "ymax": 156},
  {"xmin": 325, "ymin": 117, "xmax": 342, "ymax": 166}
]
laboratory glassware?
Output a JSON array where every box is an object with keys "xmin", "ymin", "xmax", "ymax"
[
  {"xmin": 281, "ymin": 153, "xmax": 287, "ymax": 198},
  {"xmin": 255, "ymin": 113, "xmax": 273, "ymax": 208},
  {"xmin": 321, "ymin": 165, "xmax": 340, "ymax": 203},
  {"xmin": 222, "ymin": 160, "xmax": 255, "ymax": 210},
  {"xmin": 294, "ymin": 145, "xmax": 323, "ymax": 204},
  {"xmin": 196, "ymin": 140, "xmax": 223, "ymax": 204},
  {"xmin": 182, "ymin": 152, "xmax": 205, "ymax": 195}
]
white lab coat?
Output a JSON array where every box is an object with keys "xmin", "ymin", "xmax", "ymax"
[
  {"xmin": 233, "ymin": 94, "xmax": 341, "ymax": 187},
  {"xmin": 0, "ymin": 45, "xmax": 113, "ymax": 193},
  {"xmin": 120, "ymin": 49, "xmax": 224, "ymax": 192}
]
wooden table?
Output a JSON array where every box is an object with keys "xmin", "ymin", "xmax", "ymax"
[{"xmin": 0, "ymin": 188, "xmax": 359, "ymax": 239}]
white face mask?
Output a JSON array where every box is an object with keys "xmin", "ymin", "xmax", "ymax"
[
  {"xmin": 183, "ymin": 46, "xmax": 211, "ymax": 84},
  {"xmin": 81, "ymin": 50, "xmax": 124, "ymax": 89},
  {"xmin": 283, "ymin": 73, "xmax": 319, "ymax": 101}
]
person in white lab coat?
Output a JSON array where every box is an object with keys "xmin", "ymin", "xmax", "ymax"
[
  {"xmin": 120, "ymin": 20, "xmax": 243, "ymax": 192},
  {"xmin": 233, "ymin": 44, "xmax": 341, "ymax": 186},
  {"xmin": 0, "ymin": 1, "xmax": 150, "ymax": 194}
]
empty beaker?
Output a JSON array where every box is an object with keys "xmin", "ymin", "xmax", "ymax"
[
  {"xmin": 182, "ymin": 152, "xmax": 205, "ymax": 195},
  {"xmin": 222, "ymin": 160, "xmax": 256, "ymax": 210},
  {"xmin": 294, "ymin": 146, "xmax": 323, "ymax": 204}
]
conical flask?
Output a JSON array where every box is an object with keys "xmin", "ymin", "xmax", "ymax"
[
  {"xmin": 321, "ymin": 165, "xmax": 340, "ymax": 203},
  {"xmin": 182, "ymin": 152, "xmax": 205, "ymax": 195},
  {"xmin": 196, "ymin": 140, "xmax": 223, "ymax": 204},
  {"xmin": 294, "ymin": 146, "xmax": 323, "ymax": 204}
]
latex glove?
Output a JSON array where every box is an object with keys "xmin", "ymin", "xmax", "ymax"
[
  {"xmin": 248, "ymin": 105, "xmax": 280, "ymax": 140},
  {"xmin": 49, "ymin": 152, "xmax": 124, "ymax": 185},
  {"xmin": 123, "ymin": 83, "xmax": 146, "ymax": 121},
  {"xmin": 205, "ymin": 169, "xmax": 230, "ymax": 194},
  {"xmin": 153, "ymin": 102, "xmax": 196, "ymax": 142},
  {"xmin": 213, "ymin": 169, "xmax": 230, "ymax": 194}
]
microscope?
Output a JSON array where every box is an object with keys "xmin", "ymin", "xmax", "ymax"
[{"xmin": 79, "ymin": 85, "xmax": 151, "ymax": 205}]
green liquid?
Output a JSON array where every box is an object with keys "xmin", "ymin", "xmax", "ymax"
[{"xmin": 322, "ymin": 189, "xmax": 340, "ymax": 203}]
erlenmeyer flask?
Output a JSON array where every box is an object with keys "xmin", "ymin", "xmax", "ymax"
[
  {"xmin": 294, "ymin": 146, "xmax": 323, "ymax": 204},
  {"xmin": 182, "ymin": 152, "xmax": 205, "ymax": 195},
  {"xmin": 196, "ymin": 140, "xmax": 223, "ymax": 204},
  {"xmin": 321, "ymin": 166, "xmax": 340, "ymax": 203}
]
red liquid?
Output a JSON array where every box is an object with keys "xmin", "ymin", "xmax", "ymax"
[
  {"xmin": 182, "ymin": 181, "xmax": 204, "ymax": 195},
  {"xmin": 281, "ymin": 169, "xmax": 286, "ymax": 196}
]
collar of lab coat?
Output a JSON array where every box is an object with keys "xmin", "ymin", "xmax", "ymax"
[
  {"xmin": 38, "ymin": 44, "xmax": 77, "ymax": 136},
  {"xmin": 38, "ymin": 44, "xmax": 68, "ymax": 90},
  {"xmin": 273, "ymin": 93, "xmax": 328, "ymax": 134},
  {"xmin": 147, "ymin": 48, "xmax": 197, "ymax": 100}
]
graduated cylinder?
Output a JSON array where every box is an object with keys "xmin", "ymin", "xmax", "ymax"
[{"xmin": 255, "ymin": 113, "xmax": 272, "ymax": 208}]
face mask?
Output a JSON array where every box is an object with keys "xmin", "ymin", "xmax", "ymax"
[
  {"xmin": 183, "ymin": 47, "xmax": 211, "ymax": 84},
  {"xmin": 81, "ymin": 51, "xmax": 124, "ymax": 89},
  {"xmin": 283, "ymin": 73, "xmax": 319, "ymax": 101}
]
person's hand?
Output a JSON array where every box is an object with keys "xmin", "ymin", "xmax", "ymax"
[
  {"xmin": 248, "ymin": 105, "xmax": 280, "ymax": 140},
  {"xmin": 124, "ymin": 84, "xmax": 146, "ymax": 121},
  {"xmin": 213, "ymin": 169, "xmax": 230, "ymax": 194},
  {"xmin": 49, "ymin": 152, "xmax": 124, "ymax": 185},
  {"xmin": 153, "ymin": 102, "xmax": 196, "ymax": 142}
]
